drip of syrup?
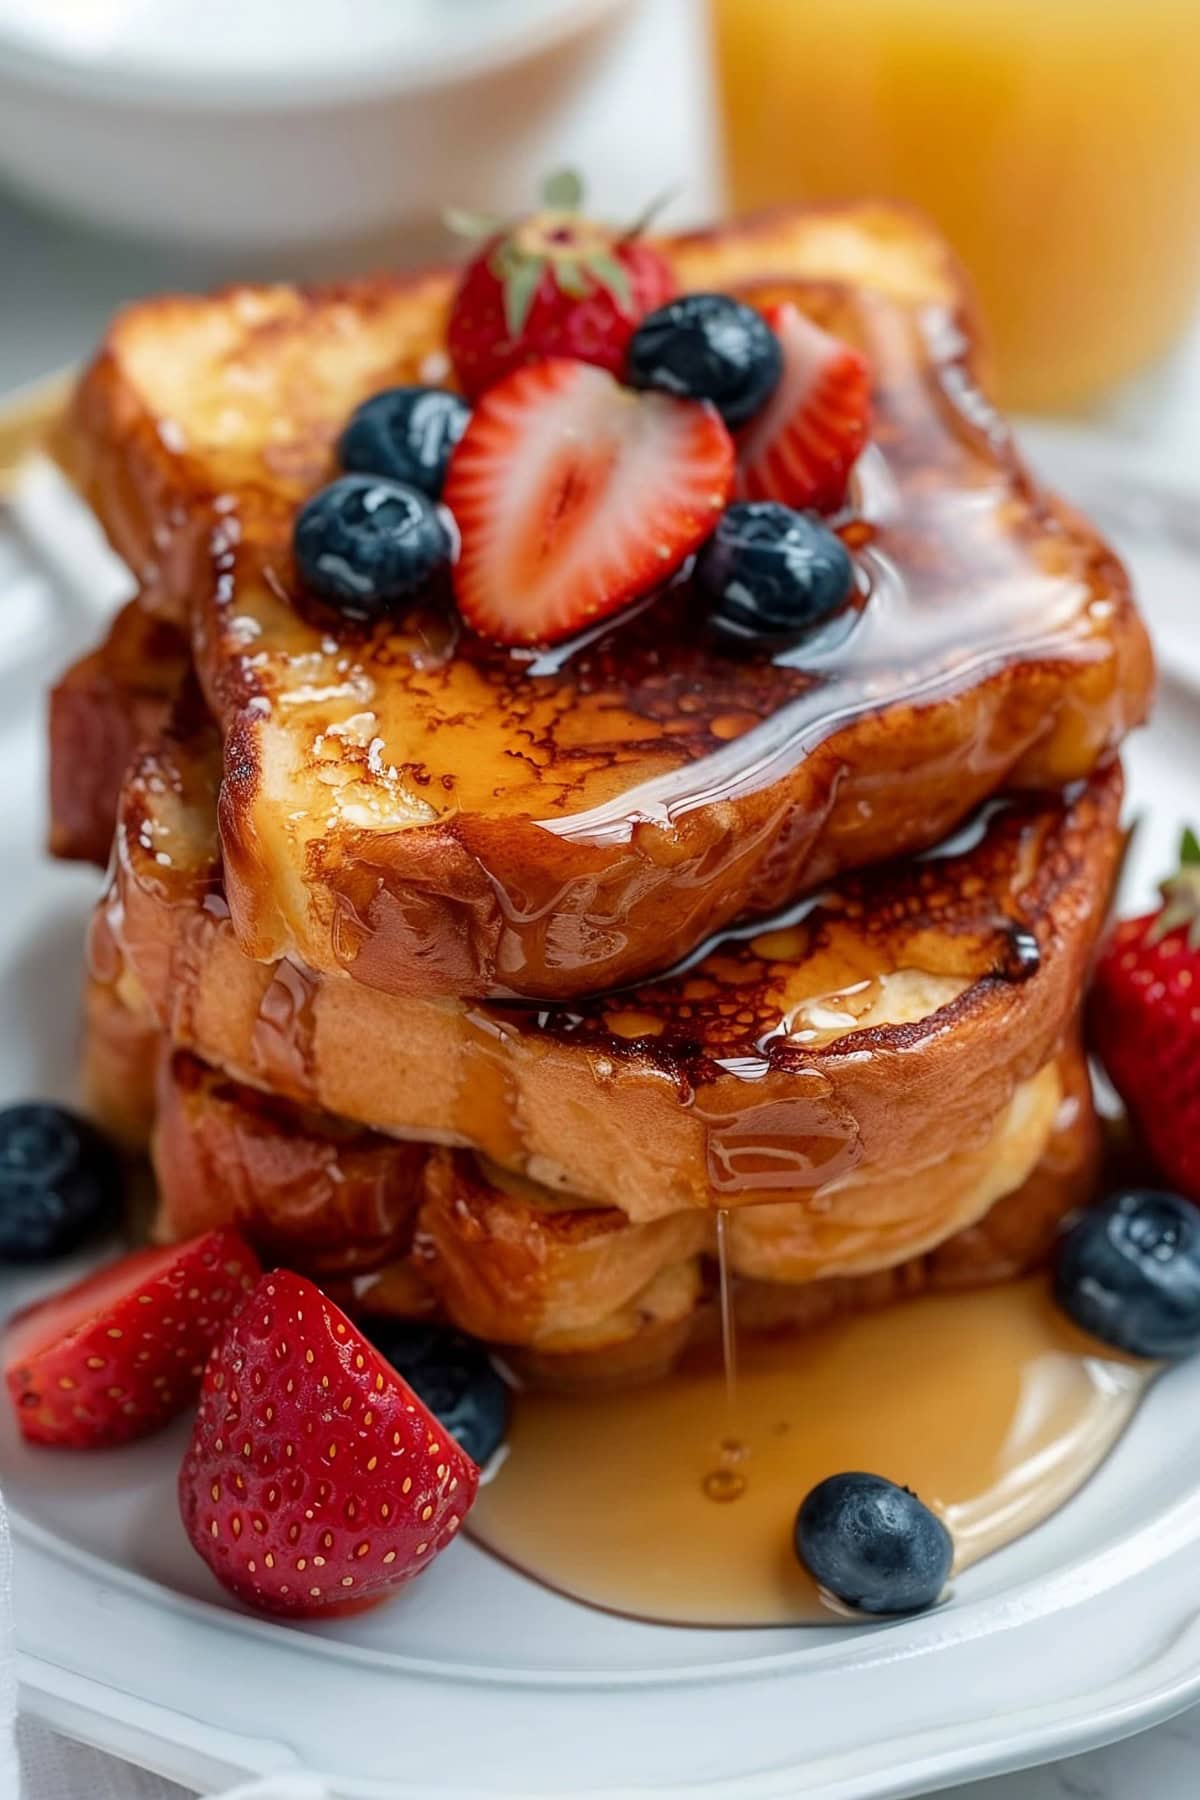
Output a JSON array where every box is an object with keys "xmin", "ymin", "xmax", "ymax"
[
  {"xmin": 468, "ymin": 1279, "xmax": 1152, "ymax": 1627},
  {"xmin": 704, "ymin": 1208, "xmax": 747, "ymax": 1504},
  {"xmin": 715, "ymin": 1208, "xmax": 738, "ymax": 1409}
]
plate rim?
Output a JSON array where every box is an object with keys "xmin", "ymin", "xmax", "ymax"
[{"xmin": 16, "ymin": 1598, "xmax": 1200, "ymax": 1800}]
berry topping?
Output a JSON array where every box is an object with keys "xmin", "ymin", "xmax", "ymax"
[
  {"xmin": 795, "ymin": 1472, "xmax": 953, "ymax": 1615},
  {"xmin": 363, "ymin": 1322, "xmax": 507, "ymax": 1468},
  {"xmin": 0, "ymin": 1103, "xmax": 121, "ymax": 1262},
  {"xmin": 694, "ymin": 501, "xmax": 855, "ymax": 648},
  {"xmin": 1055, "ymin": 1190, "xmax": 1200, "ymax": 1359},
  {"xmin": 179, "ymin": 1270, "xmax": 479, "ymax": 1617},
  {"xmin": 444, "ymin": 357, "xmax": 734, "ymax": 647},
  {"xmin": 1089, "ymin": 828, "xmax": 1200, "ymax": 1203},
  {"xmin": 293, "ymin": 475, "xmax": 454, "ymax": 621},
  {"xmin": 446, "ymin": 169, "xmax": 676, "ymax": 399},
  {"xmin": 736, "ymin": 301, "xmax": 871, "ymax": 513},
  {"xmin": 626, "ymin": 292, "xmax": 783, "ymax": 427},
  {"xmin": 338, "ymin": 387, "xmax": 470, "ymax": 499},
  {"xmin": 5, "ymin": 1230, "xmax": 259, "ymax": 1448}
]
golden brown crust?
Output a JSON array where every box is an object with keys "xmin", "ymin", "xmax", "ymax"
[
  {"xmin": 98, "ymin": 703, "xmax": 1123, "ymax": 1222},
  {"xmin": 506, "ymin": 1043, "xmax": 1098, "ymax": 1388},
  {"xmin": 81, "ymin": 973, "xmax": 161, "ymax": 1151},
  {"xmin": 99, "ymin": 975, "xmax": 1094, "ymax": 1368},
  {"xmin": 48, "ymin": 602, "xmax": 188, "ymax": 865},
  {"xmin": 151, "ymin": 1049, "xmax": 425, "ymax": 1276},
  {"xmin": 412, "ymin": 1159, "xmax": 711, "ymax": 1346},
  {"xmin": 59, "ymin": 206, "xmax": 1153, "ymax": 1001}
]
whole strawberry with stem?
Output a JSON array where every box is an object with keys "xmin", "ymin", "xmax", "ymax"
[
  {"xmin": 1090, "ymin": 827, "xmax": 1200, "ymax": 1202},
  {"xmin": 446, "ymin": 168, "xmax": 676, "ymax": 399}
]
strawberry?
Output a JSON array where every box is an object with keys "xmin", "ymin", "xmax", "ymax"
[
  {"xmin": 5, "ymin": 1230, "xmax": 259, "ymax": 1448},
  {"xmin": 446, "ymin": 168, "xmax": 675, "ymax": 399},
  {"xmin": 1090, "ymin": 828, "xmax": 1200, "ymax": 1202},
  {"xmin": 735, "ymin": 301, "xmax": 871, "ymax": 514},
  {"xmin": 444, "ymin": 358, "xmax": 734, "ymax": 647},
  {"xmin": 179, "ymin": 1270, "xmax": 479, "ymax": 1618}
]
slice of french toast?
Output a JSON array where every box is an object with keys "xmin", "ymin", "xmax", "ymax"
[
  {"xmin": 89, "ymin": 973, "xmax": 1076, "ymax": 1309},
  {"xmin": 83, "ymin": 978, "xmax": 1096, "ymax": 1386},
  {"xmin": 87, "ymin": 690, "xmax": 1123, "ymax": 1225},
  {"xmin": 58, "ymin": 204, "xmax": 1153, "ymax": 1000},
  {"xmin": 48, "ymin": 601, "xmax": 188, "ymax": 865}
]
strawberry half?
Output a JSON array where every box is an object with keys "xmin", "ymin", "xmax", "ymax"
[
  {"xmin": 444, "ymin": 358, "xmax": 734, "ymax": 647},
  {"xmin": 1090, "ymin": 827, "xmax": 1200, "ymax": 1203},
  {"xmin": 179, "ymin": 1270, "xmax": 479, "ymax": 1618},
  {"xmin": 6, "ymin": 1230, "xmax": 259, "ymax": 1448},
  {"xmin": 735, "ymin": 301, "xmax": 871, "ymax": 514}
]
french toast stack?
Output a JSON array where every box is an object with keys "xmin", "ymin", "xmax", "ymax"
[{"xmin": 48, "ymin": 204, "xmax": 1153, "ymax": 1389}]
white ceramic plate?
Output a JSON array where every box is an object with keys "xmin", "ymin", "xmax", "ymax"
[{"xmin": 3, "ymin": 436, "xmax": 1200, "ymax": 1799}]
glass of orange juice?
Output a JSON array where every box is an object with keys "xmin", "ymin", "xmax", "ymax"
[{"xmin": 708, "ymin": 0, "xmax": 1200, "ymax": 411}]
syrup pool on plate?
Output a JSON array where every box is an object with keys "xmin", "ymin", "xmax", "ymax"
[{"xmin": 468, "ymin": 1278, "xmax": 1151, "ymax": 1627}]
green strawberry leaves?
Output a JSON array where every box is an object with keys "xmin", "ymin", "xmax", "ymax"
[
  {"xmin": 444, "ymin": 207, "xmax": 503, "ymax": 241},
  {"xmin": 497, "ymin": 249, "xmax": 544, "ymax": 340},
  {"xmin": 447, "ymin": 168, "xmax": 661, "ymax": 346},
  {"xmin": 580, "ymin": 251, "xmax": 631, "ymax": 312},
  {"xmin": 1151, "ymin": 825, "xmax": 1200, "ymax": 949}
]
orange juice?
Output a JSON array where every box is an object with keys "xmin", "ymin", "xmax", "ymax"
[{"xmin": 709, "ymin": 0, "xmax": 1200, "ymax": 410}]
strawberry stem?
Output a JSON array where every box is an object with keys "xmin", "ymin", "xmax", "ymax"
[{"xmin": 541, "ymin": 168, "xmax": 585, "ymax": 210}]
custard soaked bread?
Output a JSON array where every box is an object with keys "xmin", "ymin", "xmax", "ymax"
[
  {"xmin": 58, "ymin": 205, "xmax": 1152, "ymax": 1000},
  {"xmin": 80, "ymin": 980, "xmax": 1096, "ymax": 1384},
  {"xmin": 87, "ymin": 691, "xmax": 1123, "ymax": 1227}
]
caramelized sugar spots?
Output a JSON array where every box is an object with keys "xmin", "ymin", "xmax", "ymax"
[
  {"xmin": 493, "ymin": 787, "xmax": 1067, "ymax": 1093},
  {"xmin": 469, "ymin": 1280, "xmax": 1150, "ymax": 1627}
]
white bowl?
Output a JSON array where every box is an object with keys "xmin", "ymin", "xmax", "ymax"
[{"xmin": 0, "ymin": 0, "xmax": 630, "ymax": 249}]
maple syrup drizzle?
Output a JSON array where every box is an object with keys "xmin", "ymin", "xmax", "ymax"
[
  {"xmin": 704, "ymin": 1208, "xmax": 748, "ymax": 1505},
  {"xmin": 470, "ymin": 1279, "xmax": 1152, "ymax": 1628},
  {"xmin": 715, "ymin": 1208, "xmax": 737, "ymax": 1407},
  {"xmin": 248, "ymin": 957, "xmax": 320, "ymax": 1100}
]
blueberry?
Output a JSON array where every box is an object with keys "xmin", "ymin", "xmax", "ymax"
[
  {"xmin": 695, "ymin": 501, "xmax": 855, "ymax": 648},
  {"xmin": 626, "ymin": 293, "xmax": 782, "ymax": 426},
  {"xmin": 363, "ymin": 1321, "xmax": 507, "ymax": 1467},
  {"xmin": 338, "ymin": 387, "xmax": 470, "ymax": 499},
  {"xmin": 1055, "ymin": 1189, "xmax": 1200, "ymax": 1358},
  {"xmin": 0, "ymin": 1104, "xmax": 121, "ymax": 1262},
  {"xmin": 795, "ymin": 1472, "xmax": 953, "ymax": 1615},
  {"xmin": 293, "ymin": 475, "xmax": 454, "ymax": 620}
]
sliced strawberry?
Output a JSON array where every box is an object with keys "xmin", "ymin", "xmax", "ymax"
[
  {"xmin": 444, "ymin": 358, "xmax": 734, "ymax": 647},
  {"xmin": 736, "ymin": 302, "xmax": 871, "ymax": 514},
  {"xmin": 178, "ymin": 1270, "xmax": 479, "ymax": 1618},
  {"xmin": 5, "ymin": 1229, "xmax": 259, "ymax": 1448}
]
